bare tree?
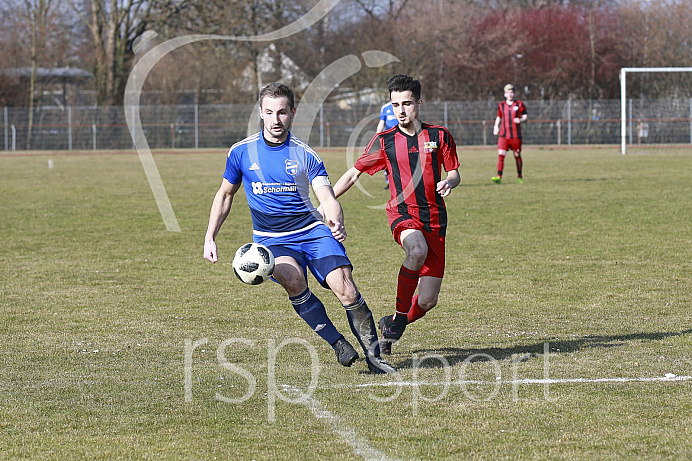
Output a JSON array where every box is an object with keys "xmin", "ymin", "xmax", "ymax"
[
  {"xmin": 65, "ymin": 0, "xmax": 154, "ymax": 105},
  {"xmin": 155, "ymin": 0, "xmax": 313, "ymax": 102},
  {"xmin": 3, "ymin": 0, "xmax": 683, "ymax": 108},
  {"xmin": 18, "ymin": 0, "xmax": 55, "ymax": 148},
  {"xmin": 619, "ymin": 0, "xmax": 692, "ymax": 99},
  {"xmin": 351, "ymin": 0, "xmax": 411, "ymax": 21}
]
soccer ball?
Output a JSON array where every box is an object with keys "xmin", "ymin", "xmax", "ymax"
[{"xmin": 232, "ymin": 243, "xmax": 275, "ymax": 285}]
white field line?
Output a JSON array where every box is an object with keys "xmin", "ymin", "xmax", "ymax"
[
  {"xmin": 283, "ymin": 385, "xmax": 398, "ymax": 461},
  {"xmin": 322, "ymin": 374, "xmax": 692, "ymax": 389},
  {"xmin": 281, "ymin": 376, "xmax": 689, "ymax": 459}
]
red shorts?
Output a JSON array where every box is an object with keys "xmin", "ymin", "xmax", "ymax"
[
  {"xmin": 392, "ymin": 220, "xmax": 446, "ymax": 278},
  {"xmin": 498, "ymin": 137, "xmax": 522, "ymax": 154}
]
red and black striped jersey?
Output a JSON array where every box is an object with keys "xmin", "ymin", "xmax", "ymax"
[
  {"xmin": 354, "ymin": 123, "xmax": 460, "ymax": 236},
  {"xmin": 497, "ymin": 100, "xmax": 527, "ymax": 139}
]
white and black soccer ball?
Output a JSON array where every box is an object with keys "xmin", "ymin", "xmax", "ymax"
[{"xmin": 232, "ymin": 243, "xmax": 275, "ymax": 285}]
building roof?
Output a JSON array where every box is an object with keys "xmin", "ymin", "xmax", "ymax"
[{"xmin": 2, "ymin": 67, "xmax": 93, "ymax": 81}]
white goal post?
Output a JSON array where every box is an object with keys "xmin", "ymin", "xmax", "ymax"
[{"xmin": 620, "ymin": 67, "xmax": 692, "ymax": 154}]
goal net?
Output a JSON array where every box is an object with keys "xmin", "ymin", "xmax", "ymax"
[{"xmin": 620, "ymin": 67, "xmax": 692, "ymax": 154}]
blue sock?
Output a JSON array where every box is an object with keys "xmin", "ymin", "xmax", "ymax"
[{"xmin": 289, "ymin": 289, "xmax": 342, "ymax": 345}]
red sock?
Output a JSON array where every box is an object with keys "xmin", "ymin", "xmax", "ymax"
[
  {"xmin": 515, "ymin": 155, "xmax": 523, "ymax": 178},
  {"xmin": 406, "ymin": 296, "xmax": 427, "ymax": 324},
  {"xmin": 395, "ymin": 265, "xmax": 419, "ymax": 317},
  {"xmin": 497, "ymin": 155, "xmax": 505, "ymax": 176}
]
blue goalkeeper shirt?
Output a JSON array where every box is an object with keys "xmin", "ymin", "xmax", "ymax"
[{"xmin": 223, "ymin": 132, "xmax": 329, "ymax": 237}]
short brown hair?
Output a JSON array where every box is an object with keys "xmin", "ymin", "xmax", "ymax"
[{"xmin": 259, "ymin": 82, "xmax": 295, "ymax": 109}]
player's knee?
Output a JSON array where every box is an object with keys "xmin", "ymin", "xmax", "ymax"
[
  {"xmin": 418, "ymin": 295, "xmax": 438, "ymax": 311},
  {"xmin": 338, "ymin": 285, "xmax": 359, "ymax": 305},
  {"xmin": 326, "ymin": 267, "xmax": 358, "ymax": 303},
  {"xmin": 276, "ymin": 272, "xmax": 307, "ymax": 297},
  {"xmin": 406, "ymin": 246, "xmax": 427, "ymax": 269}
]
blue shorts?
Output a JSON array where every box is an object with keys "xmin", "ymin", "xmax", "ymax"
[{"xmin": 254, "ymin": 223, "xmax": 351, "ymax": 289}]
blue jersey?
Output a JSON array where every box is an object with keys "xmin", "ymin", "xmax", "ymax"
[
  {"xmin": 224, "ymin": 132, "xmax": 328, "ymax": 237},
  {"xmin": 380, "ymin": 103, "xmax": 398, "ymax": 130}
]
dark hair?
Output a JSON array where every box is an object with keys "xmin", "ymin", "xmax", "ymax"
[
  {"xmin": 387, "ymin": 74, "xmax": 421, "ymax": 101},
  {"xmin": 259, "ymin": 82, "xmax": 295, "ymax": 109}
]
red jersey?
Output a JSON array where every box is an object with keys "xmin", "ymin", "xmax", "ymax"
[
  {"xmin": 354, "ymin": 123, "xmax": 460, "ymax": 236},
  {"xmin": 497, "ymin": 100, "xmax": 527, "ymax": 139}
]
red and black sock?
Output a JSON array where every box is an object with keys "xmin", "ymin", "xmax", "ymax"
[
  {"xmin": 406, "ymin": 295, "xmax": 427, "ymax": 324},
  {"xmin": 515, "ymin": 154, "xmax": 523, "ymax": 178},
  {"xmin": 395, "ymin": 265, "xmax": 419, "ymax": 318},
  {"xmin": 497, "ymin": 155, "xmax": 505, "ymax": 177}
]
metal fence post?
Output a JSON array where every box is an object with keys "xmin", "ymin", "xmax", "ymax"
[
  {"xmin": 567, "ymin": 99, "xmax": 572, "ymax": 145},
  {"xmin": 194, "ymin": 104, "xmax": 199, "ymax": 149},
  {"xmin": 319, "ymin": 104, "xmax": 324, "ymax": 148},
  {"xmin": 131, "ymin": 106, "xmax": 136, "ymax": 150},
  {"xmin": 68, "ymin": 106, "xmax": 73, "ymax": 151},
  {"xmin": 4, "ymin": 107, "xmax": 7, "ymax": 151},
  {"xmin": 628, "ymin": 98, "xmax": 632, "ymax": 145}
]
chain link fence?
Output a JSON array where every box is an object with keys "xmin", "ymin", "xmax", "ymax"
[{"xmin": 3, "ymin": 99, "xmax": 692, "ymax": 151}]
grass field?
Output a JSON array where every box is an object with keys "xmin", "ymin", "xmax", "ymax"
[{"xmin": 1, "ymin": 145, "xmax": 691, "ymax": 460}]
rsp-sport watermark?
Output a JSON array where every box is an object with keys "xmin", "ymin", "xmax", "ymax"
[{"xmin": 184, "ymin": 338, "xmax": 557, "ymax": 421}]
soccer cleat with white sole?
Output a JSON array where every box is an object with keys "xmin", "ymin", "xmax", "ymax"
[{"xmin": 366, "ymin": 356, "xmax": 397, "ymax": 374}]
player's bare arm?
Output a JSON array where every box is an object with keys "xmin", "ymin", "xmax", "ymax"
[
  {"xmin": 332, "ymin": 166, "xmax": 363, "ymax": 199},
  {"xmin": 493, "ymin": 116, "xmax": 501, "ymax": 135},
  {"xmin": 204, "ymin": 178, "xmax": 241, "ymax": 263},
  {"xmin": 314, "ymin": 184, "xmax": 347, "ymax": 242},
  {"xmin": 436, "ymin": 169, "xmax": 461, "ymax": 198},
  {"xmin": 514, "ymin": 113, "xmax": 528, "ymax": 124}
]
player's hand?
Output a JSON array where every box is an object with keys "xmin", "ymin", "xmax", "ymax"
[
  {"xmin": 436, "ymin": 179, "xmax": 452, "ymax": 198},
  {"xmin": 204, "ymin": 240, "xmax": 218, "ymax": 263},
  {"xmin": 493, "ymin": 126, "xmax": 499, "ymax": 135},
  {"xmin": 328, "ymin": 219, "xmax": 347, "ymax": 242},
  {"xmin": 316, "ymin": 204, "xmax": 325, "ymax": 220},
  {"xmin": 513, "ymin": 117, "xmax": 521, "ymax": 124}
]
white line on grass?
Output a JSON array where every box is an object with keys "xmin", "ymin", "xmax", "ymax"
[
  {"xmin": 278, "ymin": 376, "xmax": 689, "ymax": 458},
  {"xmin": 283, "ymin": 385, "xmax": 397, "ymax": 461},
  {"xmin": 323, "ymin": 374, "xmax": 692, "ymax": 389}
]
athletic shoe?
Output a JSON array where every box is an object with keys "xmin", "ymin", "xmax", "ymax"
[
  {"xmin": 379, "ymin": 315, "xmax": 407, "ymax": 339},
  {"xmin": 492, "ymin": 176, "xmax": 502, "ymax": 184},
  {"xmin": 380, "ymin": 338, "xmax": 393, "ymax": 355},
  {"xmin": 383, "ymin": 184, "xmax": 389, "ymax": 190},
  {"xmin": 378, "ymin": 314, "xmax": 407, "ymax": 354},
  {"xmin": 366, "ymin": 356, "xmax": 397, "ymax": 374},
  {"xmin": 332, "ymin": 337, "xmax": 359, "ymax": 367},
  {"xmin": 517, "ymin": 178, "xmax": 523, "ymax": 184}
]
